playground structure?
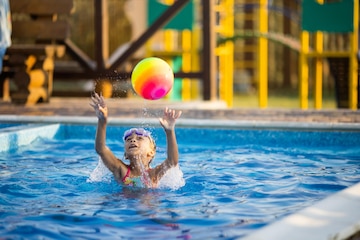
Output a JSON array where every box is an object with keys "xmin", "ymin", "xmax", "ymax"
[
  {"xmin": 300, "ymin": 0, "xmax": 359, "ymax": 110},
  {"xmin": 145, "ymin": 0, "xmax": 359, "ymax": 109},
  {"xmin": 144, "ymin": 0, "xmax": 234, "ymax": 103},
  {"xmin": 242, "ymin": 0, "xmax": 358, "ymax": 110},
  {"xmin": 1, "ymin": 0, "xmax": 358, "ymax": 109}
]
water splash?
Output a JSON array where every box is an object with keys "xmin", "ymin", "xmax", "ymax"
[
  {"xmin": 158, "ymin": 165, "xmax": 186, "ymax": 190},
  {"xmin": 87, "ymin": 156, "xmax": 184, "ymax": 190},
  {"xmin": 87, "ymin": 157, "xmax": 111, "ymax": 183},
  {"xmin": 138, "ymin": 158, "xmax": 152, "ymax": 187},
  {"xmin": 141, "ymin": 107, "xmax": 151, "ymax": 127}
]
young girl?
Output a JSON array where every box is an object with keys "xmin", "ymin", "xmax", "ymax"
[{"xmin": 90, "ymin": 93, "xmax": 182, "ymax": 188}]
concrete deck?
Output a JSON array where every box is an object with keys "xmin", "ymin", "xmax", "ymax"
[{"xmin": 1, "ymin": 97, "xmax": 360, "ymax": 123}]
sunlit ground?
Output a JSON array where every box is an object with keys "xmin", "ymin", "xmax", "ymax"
[{"xmin": 232, "ymin": 90, "xmax": 337, "ymax": 109}]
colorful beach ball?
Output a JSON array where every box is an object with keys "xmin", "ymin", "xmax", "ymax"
[{"xmin": 131, "ymin": 57, "xmax": 174, "ymax": 100}]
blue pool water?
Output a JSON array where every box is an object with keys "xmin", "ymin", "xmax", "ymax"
[{"xmin": 1, "ymin": 124, "xmax": 360, "ymax": 239}]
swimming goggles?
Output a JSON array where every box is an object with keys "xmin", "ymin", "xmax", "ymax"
[{"xmin": 123, "ymin": 128, "xmax": 152, "ymax": 141}]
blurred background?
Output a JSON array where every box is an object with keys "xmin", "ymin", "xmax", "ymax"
[{"xmin": 6, "ymin": 0, "xmax": 358, "ymax": 109}]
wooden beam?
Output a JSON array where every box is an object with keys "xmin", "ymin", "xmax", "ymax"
[
  {"xmin": 63, "ymin": 39, "xmax": 96, "ymax": 72},
  {"xmin": 94, "ymin": 0, "xmax": 109, "ymax": 70},
  {"xmin": 10, "ymin": 0, "xmax": 73, "ymax": 15},
  {"xmin": 12, "ymin": 21, "xmax": 70, "ymax": 40},
  {"xmin": 108, "ymin": 0, "xmax": 190, "ymax": 71},
  {"xmin": 282, "ymin": 0, "xmax": 292, "ymax": 88},
  {"xmin": 202, "ymin": 0, "xmax": 217, "ymax": 101},
  {"xmin": 53, "ymin": 69, "xmax": 202, "ymax": 80}
]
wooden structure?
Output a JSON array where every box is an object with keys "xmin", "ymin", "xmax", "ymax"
[
  {"xmin": 300, "ymin": 0, "xmax": 358, "ymax": 110},
  {"xmin": 52, "ymin": 0, "xmax": 217, "ymax": 101},
  {"xmin": 1, "ymin": 0, "xmax": 73, "ymax": 104},
  {"xmin": 229, "ymin": 0, "xmax": 358, "ymax": 109},
  {"xmin": 0, "ymin": 0, "xmax": 217, "ymax": 103},
  {"xmin": 145, "ymin": 0, "xmax": 198, "ymax": 101}
]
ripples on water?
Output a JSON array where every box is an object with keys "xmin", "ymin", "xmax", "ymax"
[{"xmin": 0, "ymin": 130, "xmax": 359, "ymax": 239}]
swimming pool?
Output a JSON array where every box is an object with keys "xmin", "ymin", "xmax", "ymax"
[{"xmin": 1, "ymin": 122, "xmax": 360, "ymax": 239}]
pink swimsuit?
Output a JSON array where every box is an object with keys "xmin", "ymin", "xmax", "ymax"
[
  {"xmin": 122, "ymin": 167, "xmax": 131, "ymax": 183},
  {"xmin": 122, "ymin": 167, "xmax": 151, "ymax": 187}
]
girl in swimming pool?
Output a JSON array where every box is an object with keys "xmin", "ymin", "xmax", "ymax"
[{"xmin": 90, "ymin": 92, "xmax": 182, "ymax": 188}]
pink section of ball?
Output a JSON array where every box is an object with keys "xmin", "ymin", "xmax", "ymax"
[{"xmin": 140, "ymin": 75, "xmax": 172, "ymax": 100}]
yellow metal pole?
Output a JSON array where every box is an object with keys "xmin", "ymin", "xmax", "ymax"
[
  {"xmin": 164, "ymin": 30, "xmax": 176, "ymax": 99},
  {"xmin": 225, "ymin": 0, "xmax": 234, "ymax": 107},
  {"xmin": 218, "ymin": 46, "xmax": 226, "ymax": 103},
  {"xmin": 164, "ymin": 30, "xmax": 175, "ymax": 52},
  {"xmin": 314, "ymin": 0, "xmax": 324, "ymax": 109},
  {"xmin": 224, "ymin": 41, "xmax": 234, "ymax": 107},
  {"xmin": 349, "ymin": 0, "xmax": 359, "ymax": 110},
  {"xmin": 218, "ymin": 0, "xmax": 234, "ymax": 107},
  {"xmin": 191, "ymin": 25, "xmax": 201, "ymax": 99},
  {"xmin": 215, "ymin": 0, "xmax": 234, "ymax": 107},
  {"xmin": 299, "ymin": 31, "xmax": 309, "ymax": 109},
  {"xmin": 182, "ymin": 30, "xmax": 192, "ymax": 100},
  {"xmin": 218, "ymin": 45, "xmax": 233, "ymax": 106},
  {"xmin": 258, "ymin": 0, "xmax": 268, "ymax": 108},
  {"xmin": 314, "ymin": 32, "xmax": 323, "ymax": 109}
]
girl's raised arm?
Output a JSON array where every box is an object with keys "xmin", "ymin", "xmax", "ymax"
[{"xmin": 90, "ymin": 93, "xmax": 125, "ymax": 180}]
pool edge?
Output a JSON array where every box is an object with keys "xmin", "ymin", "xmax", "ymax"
[
  {"xmin": 0, "ymin": 123, "xmax": 61, "ymax": 152},
  {"xmin": 242, "ymin": 182, "xmax": 360, "ymax": 240},
  {"xmin": 1, "ymin": 114, "xmax": 360, "ymax": 131}
]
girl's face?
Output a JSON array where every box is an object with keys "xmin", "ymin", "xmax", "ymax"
[{"xmin": 124, "ymin": 133, "xmax": 155, "ymax": 163}]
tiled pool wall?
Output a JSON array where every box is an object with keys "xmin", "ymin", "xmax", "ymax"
[
  {"xmin": 0, "ymin": 124, "xmax": 60, "ymax": 152},
  {"xmin": 1, "ymin": 119, "xmax": 359, "ymax": 240}
]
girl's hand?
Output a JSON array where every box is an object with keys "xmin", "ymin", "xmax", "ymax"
[
  {"xmin": 159, "ymin": 107, "xmax": 182, "ymax": 130},
  {"xmin": 90, "ymin": 92, "xmax": 108, "ymax": 121}
]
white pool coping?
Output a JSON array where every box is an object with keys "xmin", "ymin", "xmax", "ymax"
[
  {"xmin": 1, "ymin": 115, "xmax": 360, "ymax": 239},
  {"xmin": 242, "ymin": 182, "xmax": 360, "ymax": 240}
]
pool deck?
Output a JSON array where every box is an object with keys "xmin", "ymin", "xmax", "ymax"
[
  {"xmin": 1, "ymin": 97, "xmax": 360, "ymax": 240},
  {"xmin": 0, "ymin": 97, "xmax": 360, "ymax": 124}
]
